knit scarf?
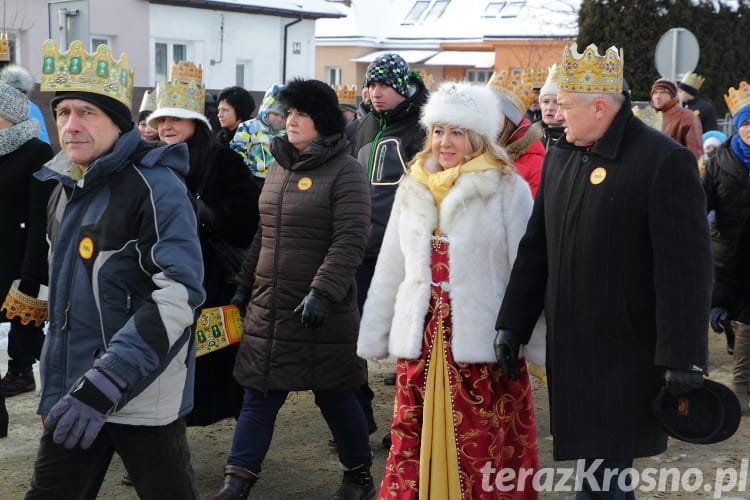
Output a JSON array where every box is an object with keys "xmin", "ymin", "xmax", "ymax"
[
  {"xmin": 731, "ymin": 107, "xmax": 750, "ymax": 167},
  {"xmin": 411, "ymin": 153, "xmax": 498, "ymax": 207},
  {"xmin": 0, "ymin": 119, "xmax": 40, "ymax": 157}
]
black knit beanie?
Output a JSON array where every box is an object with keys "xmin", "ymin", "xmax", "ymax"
[
  {"xmin": 278, "ymin": 78, "xmax": 345, "ymax": 137},
  {"xmin": 217, "ymin": 86, "xmax": 256, "ymax": 122},
  {"xmin": 51, "ymin": 91, "xmax": 133, "ymax": 132}
]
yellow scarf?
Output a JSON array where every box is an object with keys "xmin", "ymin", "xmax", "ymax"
[{"xmin": 411, "ymin": 153, "xmax": 498, "ymax": 206}]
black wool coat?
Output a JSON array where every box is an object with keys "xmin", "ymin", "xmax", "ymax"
[
  {"xmin": 497, "ymin": 97, "xmax": 712, "ymax": 460},
  {"xmin": 233, "ymin": 134, "xmax": 370, "ymax": 393},
  {"xmin": 185, "ymin": 144, "xmax": 260, "ymax": 427},
  {"xmin": 0, "ymin": 138, "xmax": 54, "ymax": 305}
]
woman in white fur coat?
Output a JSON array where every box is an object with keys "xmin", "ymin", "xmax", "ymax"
[{"xmin": 358, "ymin": 82, "xmax": 540, "ymax": 499}]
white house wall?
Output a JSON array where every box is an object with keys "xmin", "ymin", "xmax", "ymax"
[{"xmin": 148, "ymin": 4, "xmax": 317, "ymax": 91}]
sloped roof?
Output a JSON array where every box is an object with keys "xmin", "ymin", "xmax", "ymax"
[
  {"xmin": 149, "ymin": 0, "xmax": 346, "ymax": 19},
  {"xmin": 316, "ymin": 0, "xmax": 579, "ymax": 45}
]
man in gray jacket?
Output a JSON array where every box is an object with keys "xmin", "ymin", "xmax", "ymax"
[{"xmin": 26, "ymin": 40, "xmax": 205, "ymax": 500}]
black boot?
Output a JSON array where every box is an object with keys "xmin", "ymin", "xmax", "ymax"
[
  {"xmin": 203, "ymin": 465, "xmax": 258, "ymax": 500},
  {"xmin": 330, "ymin": 465, "xmax": 375, "ymax": 500}
]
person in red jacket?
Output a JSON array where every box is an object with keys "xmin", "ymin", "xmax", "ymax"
[{"xmin": 487, "ymin": 71, "xmax": 546, "ymax": 197}]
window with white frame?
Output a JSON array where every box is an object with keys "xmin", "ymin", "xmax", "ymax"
[
  {"xmin": 482, "ymin": 0, "xmax": 525, "ymax": 18},
  {"xmin": 325, "ymin": 66, "xmax": 342, "ymax": 86},
  {"xmin": 402, "ymin": 0, "xmax": 451, "ymax": 25},
  {"xmin": 236, "ymin": 61, "xmax": 252, "ymax": 88},
  {"xmin": 154, "ymin": 41, "xmax": 189, "ymax": 83},
  {"xmin": 465, "ymin": 69, "xmax": 494, "ymax": 83},
  {"xmin": 90, "ymin": 36, "xmax": 111, "ymax": 51}
]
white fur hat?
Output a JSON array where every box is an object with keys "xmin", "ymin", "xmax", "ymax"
[{"xmin": 420, "ymin": 81, "xmax": 502, "ymax": 141}]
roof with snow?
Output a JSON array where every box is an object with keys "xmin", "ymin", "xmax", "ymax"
[
  {"xmin": 148, "ymin": 0, "xmax": 346, "ymax": 19},
  {"xmin": 316, "ymin": 0, "xmax": 579, "ymax": 46}
]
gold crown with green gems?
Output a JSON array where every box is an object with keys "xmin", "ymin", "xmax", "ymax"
[
  {"xmin": 154, "ymin": 61, "xmax": 205, "ymax": 115},
  {"xmin": 40, "ymin": 39, "xmax": 134, "ymax": 108},
  {"xmin": 559, "ymin": 43, "xmax": 623, "ymax": 94}
]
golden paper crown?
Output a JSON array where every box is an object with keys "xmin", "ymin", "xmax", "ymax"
[
  {"xmin": 154, "ymin": 61, "xmax": 205, "ymax": 114},
  {"xmin": 40, "ymin": 39, "xmax": 134, "ymax": 108},
  {"xmin": 680, "ymin": 71, "xmax": 704, "ymax": 91},
  {"xmin": 332, "ymin": 84, "xmax": 357, "ymax": 106},
  {"xmin": 488, "ymin": 71, "xmax": 534, "ymax": 116},
  {"xmin": 725, "ymin": 81, "xmax": 750, "ymax": 117},
  {"xmin": 632, "ymin": 104, "xmax": 663, "ymax": 131},
  {"xmin": 0, "ymin": 33, "xmax": 9, "ymax": 62},
  {"xmin": 523, "ymin": 67, "xmax": 548, "ymax": 89},
  {"xmin": 139, "ymin": 89, "xmax": 156, "ymax": 113},
  {"xmin": 559, "ymin": 43, "xmax": 623, "ymax": 94},
  {"xmin": 418, "ymin": 70, "xmax": 436, "ymax": 92}
]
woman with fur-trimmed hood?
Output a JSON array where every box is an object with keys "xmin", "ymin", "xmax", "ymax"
[
  {"xmin": 208, "ymin": 79, "xmax": 374, "ymax": 500},
  {"xmin": 358, "ymin": 82, "xmax": 541, "ymax": 499}
]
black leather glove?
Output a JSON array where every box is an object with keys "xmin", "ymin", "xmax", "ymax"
[
  {"xmin": 230, "ymin": 288, "xmax": 251, "ymax": 317},
  {"xmin": 293, "ymin": 288, "xmax": 331, "ymax": 329},
  {"xmin": 664, "ymin": 368, "xmax": 704, "ymax": 396},
  {"xmin": 195, "ymin": 198, "xmax": 215, "ymax": 228},
  {"xmin": 710, "ymin": 307, "xmax": 731, "ymax": 333},
  {"xmin": 494, "ymin": 329, "xmax": 521, "ymax": 380},
  {"xmin": 17, "ymin": 276, "xmax": 41, "ymax": 297}
]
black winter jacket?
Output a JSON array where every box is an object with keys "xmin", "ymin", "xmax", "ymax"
[{"xmin": 353, "ymin": 80, "xmax": 428, "ymax": 259}]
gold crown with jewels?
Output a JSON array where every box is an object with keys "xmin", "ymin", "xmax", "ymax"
[
  {"xmin": 680, "ymin": 71, "xmax": 705, "ymax": 91},
  {"xmin": 155, "ymin": 61, "xmax": 205, "ymax": 115},
  {"xmin": 332, "ymin": 84, "xmax": 356, "ymax": 106},
  {"xmin": 139, "ymin": 89, "xmax": 156, "ymax": 113},
  {"xmin": 523, "ymin": 67, "xmax": 548, "ymax": 89},
  {"xmin": 0, "ymin": 33, "xmax": 9, "ymax": 62},
  {"xmin": 724, "ymin": 81, "xmax": 750, "ymax": 117},
  {"xmin": 559, "ymin": 43, "xmax": 623, "ymax": 94},
  {"xmin": 488, "ymin": 70, "xmax": 534, "ymax": 116},
  {"xmin": 40, "ymin": 39, "xmax": 134, "ymax": 108}
]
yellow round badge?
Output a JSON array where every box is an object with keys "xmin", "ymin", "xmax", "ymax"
[
  {"xmin": 590, "ymin": 167, "xmax": 607, "ymax": 185},
  {"xmin": 297, "ymin": 177, "xmax": 313, "ymax": 191},
  {"xmin": 79, "ymin": 237, "xmax": 94, "ymax": 259}
]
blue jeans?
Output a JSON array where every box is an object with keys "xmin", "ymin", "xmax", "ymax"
[
  {"xmin": 26, "ymin": 418, "xmax": 197, "ymax": 500},
  {"xmin": 575, "ymin": 458, "xmax": 636, "ymax": 500},
  {"xmin": 228, "ymin": 388, "xmax": 372, "ymax": 474}
]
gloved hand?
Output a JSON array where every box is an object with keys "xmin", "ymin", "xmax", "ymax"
[
  {"xmin": 231, "ymin": 288, "xmax": 251, "ymax": 318},
  {"xmin": 45, "ymin": 366, "xmax": 126, "ymax": 450},
  {"xmin": 17, "ymin": 276, "xmax": 41, "ymax": 297},
  {"xmin": 494, "ymin": 329, "xmax": 521, "ymax": 380},
  {"xmin": 195, "ymin": 198, "xmax": 215, "ymax": 228},
  {"xmin": 663, "ymin": 368, "xmax": 704, "ymax": 397},
  {"xmin": 293, "ymin": 288, "xmax": 331, "ymax": 328},
  {"xmin": 710, "ymin": 307, "xmax": 731, "ymax": 333}
]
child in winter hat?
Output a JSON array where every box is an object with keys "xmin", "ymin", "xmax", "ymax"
[{"xmin": 365, "ymin": 53, "xmax": 411, "ymax": 97}]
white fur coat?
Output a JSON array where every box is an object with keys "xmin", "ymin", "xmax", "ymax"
[{"xmin": 358, "ymin": 167, "xmax": 546, "ymax": 365}]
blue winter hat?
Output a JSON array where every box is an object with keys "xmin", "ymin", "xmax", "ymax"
[
  {"xmin": 365, "ymin": 53, "xmax": 410, "ymax": 97},
  {"xmin": 702, "ymin": 130, "xmax": 727, "ymax": 144}
]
